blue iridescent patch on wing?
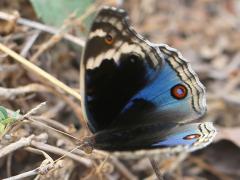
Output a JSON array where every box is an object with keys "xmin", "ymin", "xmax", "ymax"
[
  {"xmin": 121, "ymin": 60, "xmax": 193, "ymax": 120},
  {"xmin": 152, "ymin": 130, "xmax": 197, "ymax": 147}
]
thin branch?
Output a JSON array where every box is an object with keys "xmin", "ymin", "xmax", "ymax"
[
  {"xmin": 0, "ymin": 84, "xmax": 50, "ymax": 100},
  {"xmin": 110, "ymin": 156, "xmax": 138, "ymax": 180},
  {"xmin": 6, "ymin": 153, "xmax": 13, "ymax": 177},
  {"xmin": 3, "ymin": 168, "xmax": 38, "ymax": 180},
  {"xmin": 30, "ymin": 4, "xmax": 96, "ymax": 63},
  {"xmin": 149, "ymin": 158, "xmax": 164, "ymax": 180},
  {"xmin": 27, "ymin": 116, "xmax": 82, "ymax": 142},
  {"xmin": 0, "ymin": 43, "xmax": 82, "ymax": 102},
  {"xmin": 0, "ymin": 64, "xmax": 18, "ymax": 73},
  {"xmin": 0, "ymin": 11, "xmax": 85, "ymax": 47},
  {"xmin": 20, "ymin": 30, "xmax": 41, "ymax": 57},
  {"xmin": 23, "ymin": 102, "xmax": 47, "ymax": 118},
  {"xmin": 26, "ymin": 147, "xmax": 54, "ymax": 164},
  {"xmin": 32, "ymin": 116, "xmax": 71, "ymax": 133},
  {"xmin": 3, "ymin": 159, "xmax": 63, "ymax": 180},
  {"xmin": 0, "ymin": 135, "xmax": 35, "ymax": 159},
  {"xmin": 30, "ymin": 141, "xmax": 92, "ymax": 167}
]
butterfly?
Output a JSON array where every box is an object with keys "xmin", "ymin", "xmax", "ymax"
[{"xmin": 80, "ymin": 6, "xmax": 216, "ymax": 154}]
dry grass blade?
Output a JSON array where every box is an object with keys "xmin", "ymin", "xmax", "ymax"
[{"xmin": 0, "ymin": 43, "xmax": 82, "ymax": 102}]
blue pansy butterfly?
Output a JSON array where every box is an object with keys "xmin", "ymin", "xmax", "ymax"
[{"xmin": 80, "ymin": 7, "xmax": 216, "ymax": 154}]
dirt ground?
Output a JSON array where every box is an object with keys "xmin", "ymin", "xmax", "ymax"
[{"xmin": 0, "ymin": 0, "xmax": 240, "ymax": 179}]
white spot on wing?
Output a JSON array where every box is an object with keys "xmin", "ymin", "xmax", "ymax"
[
  {"xmin": 94, "ymin": 53, "xmax": 105, "ymax": 67},
  {"xmin": 86, "ymin": 42, "xmax": 146, "ymax": 70},
  {"xmin": 116, "ymin": 21, "xmax": 123, "ymax": 31},
  {"xmin": 89, "ymin": 29, "xmax": 106, "ymax": 38},
  {"xmin": 115, "ymin": 40, "xmax": 123, "ymax": 47},
  {"xmin": 86, "ymin": 58, "xmax": 94, "ymax": 69},
  {"xmin": 109, "ymin": 17, "xmax": 117, "ymax": 25},
  {"xmin": 105, "ymin": 49, "xmax": 116, "ymax": 60}
]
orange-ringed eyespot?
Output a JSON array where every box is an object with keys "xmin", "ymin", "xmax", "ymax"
[
  {"xmin": 171, "ymin": 84, "xmax": 188, "ymax": 99},
  {"xmin": 183, "ymin": 133, "xmax": 201, "ymax": 140},
  {"xmin": 105, "ymin": 34, "xmax": 114, "ymax": 45}
]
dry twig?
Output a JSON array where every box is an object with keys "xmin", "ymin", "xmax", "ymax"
[
  {"xmin": 0, "ymin": 11, "xmax": 85, "ymax": 47},
  {"xmin": 0, "ymin": 43, "xmax": 82, "ymax": 102}
]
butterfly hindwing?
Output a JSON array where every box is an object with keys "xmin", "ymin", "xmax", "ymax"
[
  {"xmin": 107, "ymin": 44, "xmax": 206, "ymax": 129},
  {"xmin": 92, "ymin": 122, "xmax": 216, "ymax": 152}
]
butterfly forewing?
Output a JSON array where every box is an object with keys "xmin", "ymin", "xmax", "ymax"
[{"xmin": 81, "ymin": 7, "xmax": 163, "ymax": 132}]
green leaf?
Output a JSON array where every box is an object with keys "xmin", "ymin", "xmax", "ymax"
[
  {"xmin": 0, "ymin": 106, "xmax": 8, "ymax": 121},
  {"xmin": 13, "ymin": 110, "xmax": 20, "ymax": 120},
  {"xmin": 0, "ymin": 124, "xmax": 5, "ymax": 133},
  {"xmin": 30, "ymin": 0, "xmax": 95, "ymax": 34},
  {"xmin": 0, "ymin": 107, "xmax": 20, "ymax": 134}
]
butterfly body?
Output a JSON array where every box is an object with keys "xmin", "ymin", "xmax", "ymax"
[{"xmin": 80, "ymin": 6, "xmax": 216, "ymax": 153}]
